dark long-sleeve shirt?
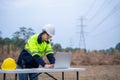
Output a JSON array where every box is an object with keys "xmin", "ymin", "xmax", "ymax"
[{"xmin": 17, "ymin": 49, "xmax": 55, "ymax": 68}]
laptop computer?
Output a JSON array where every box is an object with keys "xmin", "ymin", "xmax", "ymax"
[{"xmin": 54, "ymin": 52, "xmax": 72, "ymax": 69}]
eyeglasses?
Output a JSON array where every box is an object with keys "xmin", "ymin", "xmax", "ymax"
[
  {"xmin": 46, "ymin": 33, "xmax": 52, "ymax": 38},
  {"xmin": 46, "ymin": 33, "xmax": 50, "ymax": 36}
]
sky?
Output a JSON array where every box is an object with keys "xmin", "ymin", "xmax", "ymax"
[{"xmin": 0, "ymin": 0, "xmax": 120, "ymax": 50}]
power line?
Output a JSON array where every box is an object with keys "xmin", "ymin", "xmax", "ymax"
[
  {"xmin": 90, "ymin": 23, "xmax": 120, "ymax": 37},
  {"xmin": 90, "ymin": 1, "xmax": 120, "ymax": 34},
  {"xmin": 84, "ymin": 0, "xmax": 97, "ymax": 17},
  {"xmin": 88, "ymin": 0, "xmax": 113, "ymax": 23}
]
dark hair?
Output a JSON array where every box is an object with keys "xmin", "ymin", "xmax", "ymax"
[
  {"xmin": 40, "ymin": 31, "xmax": 47, "ymax": 36},
  {"xmin": 37, "ymin": 31, "xmax": 49, "ymax": 44}
]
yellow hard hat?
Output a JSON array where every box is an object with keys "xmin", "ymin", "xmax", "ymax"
[{"xmin": 1, "ymin": 58, "xmax": 17, "ymax": 70}]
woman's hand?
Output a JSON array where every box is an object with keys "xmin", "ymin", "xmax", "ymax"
[{"xmin": 44, "ymin": 64, "xmax": 54, "ymax": 68}]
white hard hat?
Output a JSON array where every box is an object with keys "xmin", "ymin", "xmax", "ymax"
[{"xmin": 42, "ymin": 24, "xmax": 55, "ymax": 36}]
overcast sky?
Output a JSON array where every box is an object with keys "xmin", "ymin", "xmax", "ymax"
[{"xmin": 0, "ymin": 0, "xmax": 120, "ymax": 50}]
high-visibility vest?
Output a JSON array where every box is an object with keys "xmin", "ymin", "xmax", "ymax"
[{"xmin": 25, "ymin": 34, "xmax": 54, "ymax": 57}]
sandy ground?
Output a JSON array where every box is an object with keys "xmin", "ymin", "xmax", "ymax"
[
  {"xmin": 77, "ymin": 65, "xmax": 120, "ymax": 80},
  {"xmin": 0, "ymin": 65, "xmax": 120, "ymax": 80}
]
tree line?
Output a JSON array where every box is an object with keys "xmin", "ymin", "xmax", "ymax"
[
  {"xmin": 0, "ymin": 27, "xmax": 120, "ymax": 55},
  {"xmin": 0, "ymin": 27, "xmax": 63, "ymax": 54}
]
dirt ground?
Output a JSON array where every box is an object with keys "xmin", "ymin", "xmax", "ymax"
[
  {"xmin": 76, "ymin": 65, "xmax": 120, "ymax": 80},
  {"xmin": 0, "ymin": 65, "xmax": 120, "ymax": 80},
  {"xmin": 44, "ymin": 65, "xmax": 120, "ymax": 80}
]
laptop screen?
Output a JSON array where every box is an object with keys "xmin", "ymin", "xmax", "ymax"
[{"xmin": 54, "ymin": 52, "xmax": 72, "ymax": 69}]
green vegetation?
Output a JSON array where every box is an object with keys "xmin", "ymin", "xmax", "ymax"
[{"xmin": 0, "ymin": 27, "xmax": 120, "ymax": 54}]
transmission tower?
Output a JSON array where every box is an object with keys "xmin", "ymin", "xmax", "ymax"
[
  {"xmin": 78, "ymin": 16, "xmax": 86, "ymax": 51},
  {"xmin": 69, "ymin": 38, "xmax": 73, "ymax": 47}
]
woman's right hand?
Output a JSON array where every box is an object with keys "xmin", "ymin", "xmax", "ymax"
[{"xmin": 44, "ymin": 64, "xmax": 54, "ymax": 68}]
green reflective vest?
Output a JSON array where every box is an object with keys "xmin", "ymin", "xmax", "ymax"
[{"xmin": 25, "ymin": 34, "xmax": 54, "ymax": 57}]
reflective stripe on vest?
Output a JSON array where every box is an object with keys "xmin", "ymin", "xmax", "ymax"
[
  {"xmin": 45, "ymin": 50, "xmax": 54, "ymax": 55},
  {"xmin": 30, "ymin": 50, "xmax": 54, "ymax": 57}
]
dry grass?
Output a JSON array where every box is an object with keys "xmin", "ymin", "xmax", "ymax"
[
  {"xmin": 38, "ymin": 65, "xmax": 120, "ymax": 80},
  {"xmin": 78, "ymin": 65, "xmax": 120, "ymax": 80},
  {"xmin": 0, "ymin": 48, "xmax": 120, "ymax": 80},
  {"xmin": 71, "ymin": 50, "xmax": 120, "ymax": 65}
]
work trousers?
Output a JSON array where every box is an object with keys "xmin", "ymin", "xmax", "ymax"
[{"xmin": 18, "ymin": 66, "xmax": 39, "ymax": 80}]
